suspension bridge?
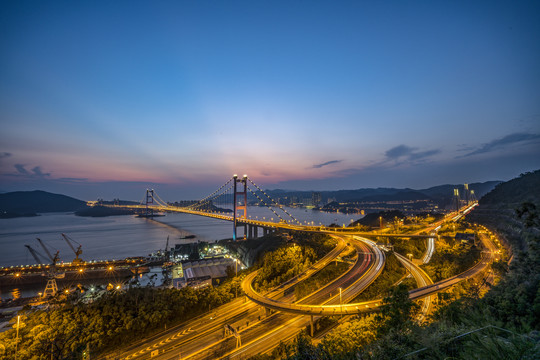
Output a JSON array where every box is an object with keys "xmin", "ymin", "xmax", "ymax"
[{"xmin": 97, "ymin": 174, "xmax": 466, "ymax": 240}]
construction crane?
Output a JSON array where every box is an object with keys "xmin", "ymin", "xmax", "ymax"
[
  {"xmin": 36, "ymin": 238, "xmax": 60, "ymax": 266},
  {"xmin": 24, "ymin": 244, "xmax": 48, "ymax": 266},
  {"xmin": 61, "ymin": 233, "xmax": 83, "ymax": 265},
  {"xmin": 25, "ymin": 242, "xmax": 60, "ymax": 298}
]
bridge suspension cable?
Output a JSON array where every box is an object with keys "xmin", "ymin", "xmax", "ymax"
[
  {"xmin": 247, "ymin": 177, "xmax": 301, "ymax": 224},
  {"xmin": 152, "ymin": 191, "xmax": 171, "ymax": 208},
  {"xmin": 189, "ymin": 183, "xmax": 234, "ymax": 211},
  {"xmin": 208, "ymin": 184, "xmax": 234, "ymax": 210},
  {"xmin": 183, "ymin": 177, "xmax": 234, "ymax": 210},
  {"xmin": 247, "ymin": 187, "xmax": 286, "ymax": 223},
  {"xmin": 137, "ymin": 193, "xmax": 147, "ymax": 206}
]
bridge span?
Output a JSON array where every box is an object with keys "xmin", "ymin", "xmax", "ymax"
[{"xmin": 95, "ymin": 176, "xmax": 477, "ymax": 242}]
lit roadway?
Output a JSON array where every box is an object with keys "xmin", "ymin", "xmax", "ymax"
[
  {"xmin": 216, "ymin": 236, "xmax": 385, "ymax": 359},
  {"xmin": 113, "ymin": 235, "xmax": 350, "ymax": 360},
  {"xmin": 223, "ymin": 233, "xmax": 497, "ymax": 359},
  {"xmin": 394, "ymin": 252, "xmax": 434, "ymax": 320},
  {"xmin": 238, "ymin": 230, "xmax": 495, "ymax": 317},
  {"xmin": 105, "ymin": 203, "xmax": 491, "ymax": 359},
  {"xmin": 109, "ymin": 235, "xmax": 381, "ymax": 360},
  {"xmin": 241, "ymin": 237, "xmax": 385, "ymax": 316}
]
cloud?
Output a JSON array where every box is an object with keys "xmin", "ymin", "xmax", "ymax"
[
  {"xmin": 58, "ymin": 177, "xmax": 89, "ymax": 183},
  {"xmin": 409, "ymin": 149, "xmax": 441, "ymax": 161},
  {"xmin": 384, "ymin": 145, "xmax": 440, "ymax": 162},
  {"xmin": 385, "ymin": 145, "xmax": 416, "ymax": 159},
  {"xmin": 0, "ymin": 152, "xmax": 11, "ymax": 159},
  {"xmin": 313, "ymin": 160, "xmax": 342, "ymax": 169},
  {"xmin": 31, "ymin": 166, "xmax": 51, "ymax": 177},
  {"xmin": 14, "ymin": 164, "xmax": 29, "ymax": 175},
  {"xmin": 462, "ymin": 132, "xmax": 540, "ymax": 157},
  {"xmin": 12, "ymin": 164, "xmax": 50, "ymax": 177}
]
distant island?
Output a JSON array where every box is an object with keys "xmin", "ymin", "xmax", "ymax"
[
  {"xmin": 0, "ymin": 190, "xmax": 87, "ymax": 218},
  {"xmin": 74, "ymin": 206, "xmax": 136, "ymax": 217},
  {"xmin": 0, "ymin": 210, "xmax": 39, "ymax": 219},
  {"xmin": 0, "ymin": 191, "xmax": 138, "ymax": 218}
]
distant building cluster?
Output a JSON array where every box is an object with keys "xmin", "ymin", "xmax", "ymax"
[{"xmin": 273, "ymin": 192, "xmax": 329, "ymax": 208}]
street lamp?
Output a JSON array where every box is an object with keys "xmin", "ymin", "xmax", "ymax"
[
  {"xmin": 339, "ymin": 287, "xmax": 343, "ymax": 319},
  {"xmin": 407, "ymin": 253, "xmax": 413, "ymax": 276},
  {"xmin": 235, "ymin": 259, "xmax": 238, "ymax": 298},
  {"xmin": 15, "ymin": 315, "xmax": 20, "ymax": 360}
]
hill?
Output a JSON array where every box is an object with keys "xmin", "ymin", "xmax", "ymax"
[
  {"xmin": 265, "ymin": 181, "xmax": 500, "ymax": 206},
  {"xmin": 466, "ymin": 169, "xmax": 540, "ymax": 251},
  {"xmin": 0, "ymin": 190, "xmax": 87, "ymax": 216}
]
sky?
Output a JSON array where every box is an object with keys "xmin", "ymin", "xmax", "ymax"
[{"xmin": 1, "ymin": 1, "xmax": 539, "ymax": 201}]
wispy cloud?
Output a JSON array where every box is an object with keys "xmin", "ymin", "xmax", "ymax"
[
  {"xmin": 385, "ymin": 145, "xmax": 415, "ymax": 159},
  {"xmin": 385, "ymin": 145, "xmax": 440, "ymax": 162},
  {"xmin": 461, "ymin": 132, "xmax": 540, "ymax": 157},
  {"xmin": 57, "ymin": 177, "xmax": 89, "ymax": 183},
  {"xmin": 12, "ymin": 164, "xmax": 51, "ymax": 177},
  {"xmin": 0, "ymin": 152, "xmax": 11, "ymax": 159},
  {"xmin": 313, "ymin": 160, "xmax": 342, "ymax": 169},
  {"xmin": 409, "ymin": 149, "xmax": 441, "ymax": 161},
  {"xmin": 14, "ymin": 164, "xmax": 29, "ymax": 175},
  {"xmin": 31, "ymin": 166, "xmax": 50, "ymax": 177}
]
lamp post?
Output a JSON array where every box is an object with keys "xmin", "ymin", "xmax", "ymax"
[
  {"xmin": 235, "ymin": 259, "xmax": 238, "ymax": 298},
  {"xmin": 339, "ymin": 287, "xmax": 343, "ymax": 319},
  {"xmin": 15, "ymin": 315, "xmax": 20, "ymax": 360},
  {"xmin": 407, "ymin": 253, "xmax": 413, "ymax": 277}
]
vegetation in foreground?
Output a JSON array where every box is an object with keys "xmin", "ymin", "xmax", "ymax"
[
  {"xmin": 0, "ymin": 276, "xmax": 241, "ymax": 359},
  {"xmin": 242, "ymin": 231, "xmax": 335, "ymax": 292}
]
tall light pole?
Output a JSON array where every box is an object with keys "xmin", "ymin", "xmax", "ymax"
[
  {"xmin": 407, "ymin": 253, "xmax": 413, "ymax": 277},
  {"xmin": 235, "ymin": 259, "xmax": 238, "ymax": 298},
  {"xmin": 15, "ymin": 315, "xmax": 20, "ymax": 360},
  {"xmin": 339, "ymin": 287, "xmax": 342, "ymax": 319}
]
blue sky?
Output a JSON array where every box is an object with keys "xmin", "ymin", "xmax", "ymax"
[{"xmin": 1, "ymin": 1, "xmax": 539, "ymax": 200}]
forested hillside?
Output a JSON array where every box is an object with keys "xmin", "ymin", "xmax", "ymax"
[
  {"xmin": 467, "ymin": 169, "xmax": 540, "ymax": 251},
  {"xmin": 0, "ymin": 190, "xmax": 87, "ymax": 215}
]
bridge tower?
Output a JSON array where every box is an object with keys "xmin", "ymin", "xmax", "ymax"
[
  {"xmin": 464, "ymin": 184, "xmax": 470, "ymax": 205},
  {"xmin": 452, "ymin": 188, "xmax": 461, "ymax": 212},
  {"xmin": 233, "ymin": 175, "xmax": 248, "ymax": 241},
  {"xmin": 145, "ymin": 189, "xmax": 155, "ymax": 218}
]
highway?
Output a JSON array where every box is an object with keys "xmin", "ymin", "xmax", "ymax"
[
  {"xmin": 241, "ymin": 237, "xmax": 385, "ymax": 316},
  {"xmin": 220, "ymin": 236, "xmax": 385, "ymax": 359},
  {"xmin": 152, "ymin": 236, "xmax": 381, "ymax": 359},
  {"xmin": 239, "ymin": 231, "xmax": 496, "ymax": 317},
  {"xmin": 116, "ymin": 228, "xmax": 495, "ymax": 360},
  {"xmin": 226, "ymin": 231, "xmax": 497, "ymax": 359},
  {"xmin": 394, "ymin": 252, "xmax": 434, "ymax": 319},
  {"xmin": 107, "ymin": 203, "xmax": 492, "ymax": 360},
  {"xmin": 408, "ymin": 231, "xmax": 495, "ymax": 301},
  {"xmin": 113, "ymin": 236, "xmax": 349, "ymax": 360}
]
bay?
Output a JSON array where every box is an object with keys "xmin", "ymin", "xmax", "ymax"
[
  {"xmin": 0, "ymin": 207, "xmax": 361, "ymax": 268},
  {"xmin": 0, "ymin": 207, "xmax": 362, "ymax": 299}
]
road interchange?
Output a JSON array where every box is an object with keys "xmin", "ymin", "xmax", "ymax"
[{"xmin": 108, "ymin": 204, "xmax": 498, "ymax": 360}]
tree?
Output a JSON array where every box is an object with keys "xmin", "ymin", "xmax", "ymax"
[{"xmin": 374, "ymin": 284, "xmax": 419, "ymax": 337}]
